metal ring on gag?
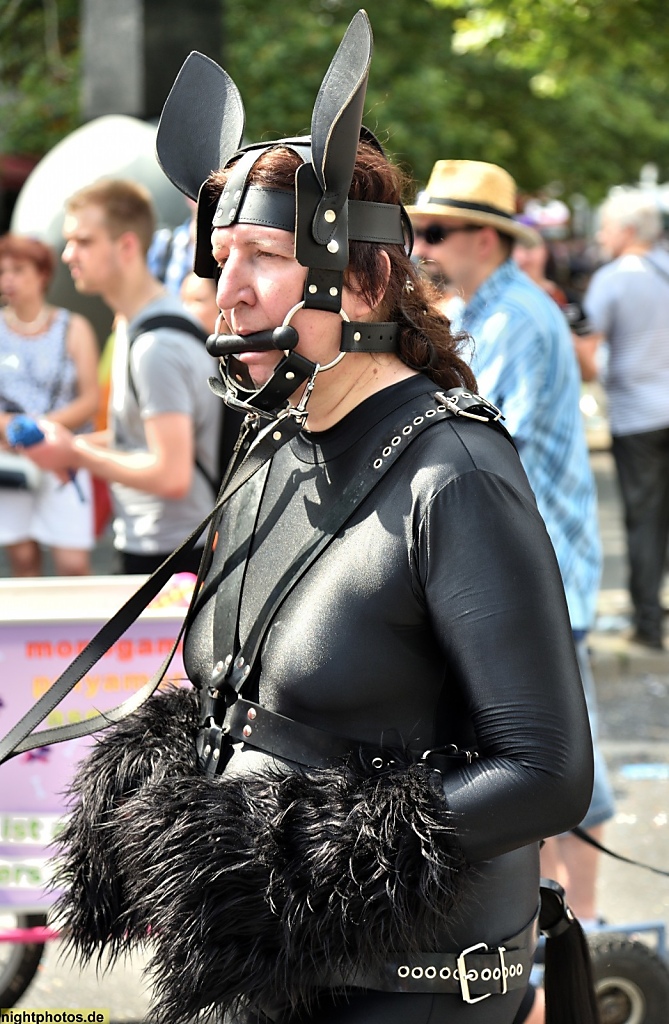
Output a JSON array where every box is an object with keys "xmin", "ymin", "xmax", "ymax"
[{"xmin": 281, "ymin": 300, "xmax": 350, "ymax": 372}]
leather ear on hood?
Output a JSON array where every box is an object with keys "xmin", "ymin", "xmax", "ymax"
[
  {"xmin": 309, "ymin": 9, "xmax": 373, "ymax": 248},
  {"xmin": 156, "ymin": 11, "xmax": 378, "ymax": 278},
  {"xmin": 156, "ymin": 51, "xmax": 245, "ymax": 201}
]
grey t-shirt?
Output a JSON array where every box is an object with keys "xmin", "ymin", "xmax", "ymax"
[
  {"xmin": 584, "ymin": 247, "xmax": 669, "ymax": 436},
  {"xmin": 110, "ymin": 295, "xmax": 222, "ymax": 555}
]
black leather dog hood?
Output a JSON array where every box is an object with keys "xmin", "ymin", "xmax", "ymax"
[{"xmin": 155, "ymin": 10, "xmax": 410, "ymax": 323}]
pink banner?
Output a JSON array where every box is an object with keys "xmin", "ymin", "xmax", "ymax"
[{"xmin": 0, "ymin": 612, "xmax": 188, "ymax": 911}]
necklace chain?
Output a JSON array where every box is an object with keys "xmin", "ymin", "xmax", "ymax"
[{"xmin": 3, "ymin": 306, "xmax": 51, "ymax": 333}]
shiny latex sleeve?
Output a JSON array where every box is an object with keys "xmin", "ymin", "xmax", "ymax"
[{"xmin": 417, "ymin": 465, "xmax": 594, "ymax": 863}]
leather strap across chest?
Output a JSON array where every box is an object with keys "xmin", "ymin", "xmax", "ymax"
[
  {"xmin": 221, "ymin": 696, "xmax": 479, "ymax": 773},
  {"xmin": 0, "ymin": 387, "xmax": 507, "ymax": 766},
  {"xmin": 198, "ymin": 388, "xmax": 509, "ymax": 774}
]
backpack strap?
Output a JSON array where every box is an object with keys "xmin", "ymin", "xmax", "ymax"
[
  {"xmin": 126, "ymin": 314, "xmax": 219, "ymax": 494},
  {"xmin": 128, "ymin": 314, "xmax": 209, "ymax": 345}
]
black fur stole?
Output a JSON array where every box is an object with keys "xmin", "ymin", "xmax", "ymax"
[
  {"xmin": 52, "ymin": 685, "xmax": 468, "ymax": 1023},
  {"xmin": 51, "ymin": 684, "xmax": 201, "ymax": 965}
]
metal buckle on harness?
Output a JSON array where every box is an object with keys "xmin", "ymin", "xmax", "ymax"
[
  {"xmin": 435, "ymin": 390, "xmax": 503, "ymax": 424},
  {"xmin": 421, "ymin": 743, "xmax": 479, "ymax": 769},
  {"xmin": 197, "ymin": 716, "xmax": 228, "ymax": 773},
  {"xmin": 456, "ymin": 943, "xmax": 508, "ymax": 1004}
]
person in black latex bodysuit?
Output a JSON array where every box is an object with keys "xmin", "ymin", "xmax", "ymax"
[
  {"xmin": 45, "ymin": 15, "xmax": 594, "ymax": 1024},
  {"xmin": 175, "ymin": 142, "xmax": 592, "ymax": 1022}
]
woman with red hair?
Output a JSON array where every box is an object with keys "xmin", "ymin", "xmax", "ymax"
[{"xmin": 0, "ymin": 233, "xmax": 99, "ymax": 575}]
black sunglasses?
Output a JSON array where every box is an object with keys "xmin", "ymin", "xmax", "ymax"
[{"xmin": 413, "ymin": 223, "xmax": 483, "ymax": 245}]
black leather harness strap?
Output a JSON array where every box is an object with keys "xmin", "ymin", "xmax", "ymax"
[
  {"xmin": 340, "ymin": 914, "xmax": 538, "ymax": 1002},
  {"xmin": 224, "ymin": 697, "xmax": 478, "ymax": 773},
  {"xmin": 0, "ymin": 410, "xmax": 297, "ymax": 764},
  {"xmin": 199, "ymin": 389, "xmax": 509, "ymax": 775},
  {"xmin": 340, "ymin": 320, "xmax": 401, "ymax": 353},
  {"xmin": 225, "ymin": 698, "xmax": 369, "ymax": 767},
  {"xmin": 209, "ymin": 352, "xmax": 316, "ymax": 415},
  {"xmin": 213, "ymin": 186, "xmax": 405, "ymax": 246}
]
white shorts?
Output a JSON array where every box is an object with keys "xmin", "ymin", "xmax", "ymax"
[{"xmin": 0, "ymin": 468, "xmax": 94, "ymax": 550}]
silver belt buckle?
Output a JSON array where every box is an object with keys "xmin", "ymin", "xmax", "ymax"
[{"xmin": 456, "ymin": 942, "xmax": 508, "ymax": 1003}]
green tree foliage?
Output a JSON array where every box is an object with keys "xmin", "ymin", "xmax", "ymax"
[
  {"xmin": 225, "ymin": 0, "xmax": 669, "ymax": 202},
  {"xmin": 2, "ymin": 0, "xmax": 668, "ymax": 204},
  {"xmin": 223, "ymin": 0, "xmax": 550, "ymax": 198},
  {"xmin": 431, "ymin": 0, "xmax": 669, "ymax": 86},
  {"xmin": 429, "ymin": 0, "xmax": 669, "ymax": 199},
  {"xmin": 0, "ymin": 0, "xmax": 80, "ymax": 155}
]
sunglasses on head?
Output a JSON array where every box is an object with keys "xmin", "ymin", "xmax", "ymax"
[{"xmin": 413, "ymin": 223, "xmax": 483, "ymax": 245}]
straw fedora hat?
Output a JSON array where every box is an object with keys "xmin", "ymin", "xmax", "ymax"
[{"xmin": 407, "ymin": 160, "xmax": 540, "ymax": 246}]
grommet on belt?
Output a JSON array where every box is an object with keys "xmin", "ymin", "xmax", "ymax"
[{"xmin": 337, "ymin": 913, "xmax": 536, "ymax": 999}]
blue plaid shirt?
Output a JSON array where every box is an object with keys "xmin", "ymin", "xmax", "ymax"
[{"xmin": 450, "ymin": 260, "xmax": 601, "ymax": 630}]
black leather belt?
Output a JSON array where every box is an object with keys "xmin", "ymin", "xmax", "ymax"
[
  {"xmin": 222, "ymin": 696, "xmax": 478, "ymax": 773},
  {"xmin": 336, "ymin": 914, "xmax": 538, "ymax": 1001}
]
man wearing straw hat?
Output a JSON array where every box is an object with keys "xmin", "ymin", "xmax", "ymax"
[
  {"xmin": 409, "ymin": 160, "xmax": 541, "ymax": 296},
  {"xmin": 408, "ymin": 158, "xmax": 614, "ymax": 981}
]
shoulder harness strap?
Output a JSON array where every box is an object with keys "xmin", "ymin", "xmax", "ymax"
[
  {"xmin": 198, "ymin": 387, "xmax": 513, "ymax": 773},
  {"xmin": 0, "ymin": 388, "xmax": 512, "ymax": 766}
]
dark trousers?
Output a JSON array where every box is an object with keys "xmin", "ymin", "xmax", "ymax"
[
  {"xmin": 611, "ymin": 426, "xmax": 669, "ymax": 640},
  {"xmin": 224, "ymin": 987, "xmax": 530, "ymax": 1023}
]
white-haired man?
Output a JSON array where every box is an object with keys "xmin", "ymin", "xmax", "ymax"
[{"xmin": 584, "ymin": 191, "xmax": 669, "ymax": 650}]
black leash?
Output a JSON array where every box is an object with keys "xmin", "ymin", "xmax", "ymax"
[
  {"xmin": 572, "ymin": 824, "xmax": 669, "ymax": 879},
  {"xmin": 0, "ymin": 411, "xmax": 299, "ymax": 764},
  {"xmin": 0, "ymin": 387, "xmax": 509, "ymax": 766}
]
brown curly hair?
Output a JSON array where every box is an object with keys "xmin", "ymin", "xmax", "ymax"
[{"xmin": 207, "ymin": 141, "xmax": 476, "ymax": 392}]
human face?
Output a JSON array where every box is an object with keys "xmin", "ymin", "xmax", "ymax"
[
  {"xmin": 411, "ymin": 218, "xmax": 483, "ymax": 289},
  {"xmin": 61, "ymin": 204, "xmax": 123, "ymax": 298},
  {"xmin": 513, "ymin": 241, "xmax": 547, "ymax": 282},
  {"xmin": 596, "ymin": 216, "xmax": 632, "ymax": 261},
  {"xmin": 0, "ymin": 256, "xmax": 46, "ymax": 309},
  {"xmin": 212, "ymin": 223, "xmax": 345, "ymax": 387},
  {"xmin": 181, "ymin": 272, "xmax": 220, "ymax": 336}
]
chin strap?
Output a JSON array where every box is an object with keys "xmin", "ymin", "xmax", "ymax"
[
  {"xmin": 209, "ymin": 351, "xmax": 316, "ymax": 418},
  {"xmin": 205, "ymin": 297, "xmax": 403, "ymax": 418}
]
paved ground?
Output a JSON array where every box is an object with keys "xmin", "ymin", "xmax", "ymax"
[{"xmin": 4, "ymin": 435, "xmax": 669, "ymax": 1019}]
